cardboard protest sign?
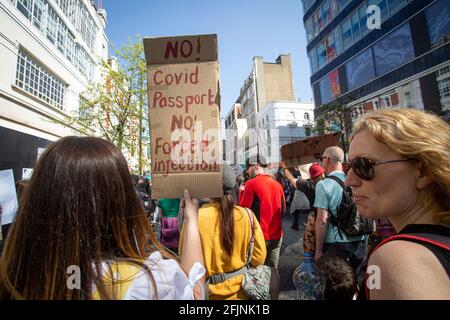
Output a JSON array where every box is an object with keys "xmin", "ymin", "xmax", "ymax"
[
  {"xmin": 0, "ymin": 169, "xmax": 19, "ymax": 225},
  {"xmin": 144, "ymin": 34, "xmax": 222, "ymax": 199},
  {"xmin": 280, "ymin": 132, "xmax": 342, "ymax": 167}
]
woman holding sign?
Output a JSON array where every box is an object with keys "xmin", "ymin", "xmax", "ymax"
[
  {"xmin": 0, "ymin": 136, "xmax": 205, "ymax": 300},
  {"xmin": 179, "ymin": 165, "xmax": 270, "ymax": 300}
]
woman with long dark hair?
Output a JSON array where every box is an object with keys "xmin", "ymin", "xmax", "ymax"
[
  {"xmin": 179, "ymin": 164, "xmax": 267, "ymax": 300},
  {"xmin": 0, "ymin": 136, "xmax": 205, "ymax": 300}
]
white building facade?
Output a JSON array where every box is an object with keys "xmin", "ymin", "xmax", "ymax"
[
  {"xmin": 0, "ymin": 0, "xmax": 108, "ymax": 181},
  {"xmin": 256, "ymin": 101, "xmax": 314, "ymax": 166},
  {"xmin": 225, "ymin": 100, "xmax": 315, "ymax": 167},
  {"xmin": 224, "ymin": 54, "xmax": 315, "ymax": 168}
]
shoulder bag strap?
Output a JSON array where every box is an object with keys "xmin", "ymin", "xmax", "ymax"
[
  {"xmin": 243, "ymin": 207, "xmax": 255, "ymax": 268},
  {"xmin": 205, "ymin": 207, "xmax": 255, "ymax": 298},
  {"xmin": 323, "ymin": 175, "xmax": 346, "ymax": 237}
]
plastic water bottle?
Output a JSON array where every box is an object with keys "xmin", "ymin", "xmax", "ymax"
[{"xmin": 293, "ymin": 253, "xmax": 326, "ymax": 300}]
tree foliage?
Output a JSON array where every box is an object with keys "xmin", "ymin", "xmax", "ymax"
[{"xmin": 66, "ymin": 35, "xmax": 149, "ymax": 173}]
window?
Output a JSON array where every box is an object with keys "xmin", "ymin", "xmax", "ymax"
[
  {"xmin": 373, "ymin": 23, "xmax": 414, "ymax": 76},
  {"xmin": 330, "ymin": 0, "xmax": 338, "ymax": 17},
  {"xmin": 359, "ymin": 4, "xmax": 368, "ymax": 35},
  {"xmin": 367, "ymin": 0, "xmax": 388, "ymax": 22},
  {"xmin": 319, "ymin": 69, "xmax": 341, "ymax": 104},
  {"xmin": 326, "ymin": 34, "xmax": 336, "ymax": 61},
  {"xmin": 11, "ymin": 0, "xmax": 96, "ymax": 80},
  {"xmin": 55, "ymin": 0, "xmax": 98, "ymax": 51},
  {"xmin": 306, "ymin": 0, "xmax": 342, "ymax": 43},
  {"xmin": 304, "ymin": 113, "xmax": 310, "ymax": 121},
  {"xmin": 437, "ymin": 65, "xmax": 450, "ymax": 77},
  {"xmin": 345, "ymin": 48, "xmax": 376, "ymax": 90},
  {"xmin": 341, "ymin": 18, "xmax": 353, "ymax": 50},
  {"xmin": 336, "ymin": 0, "xmax": 351, "ymax": 11},
  {"xmin": 15, "ymin": 49, "xmax": 66, "ymax": 110},
  {"xmin": 57, "ymin": 20, "xmax": 67, "ymax": 54},
  {"xmin": 333, "ymin": 29, "xmax": 342, "ymax": 55},
  {"xmin": 66, "ymin": 33, "xmax": 75, "ymax": 62},
  {"xmin": 380, "ymin": 95, "xmax": 392, "ymax": 107},
  {"xmin": 438, "ymin": 78, "xmax": 450, "ymax": 98},
  {"xmin": 289, "ymin": 112, "xmax": 296, "ymax": 120},
  {"xmin": 46, "ymin": 6, "xmax": 57, "ymax": 44},
  {"xmin": 321, "ymin": 1, "xmax": 331, "ymax": 29},
  {"xmin": 317, "ymin": 41, "xmax": 327, "ymax": 69},
  {"xmin": 312, "ymin": 13, "xmax": 319, "ymax": 39},
  {"xmin": 351, "ymin": 12, "xmax": 361, "ymax": 40},
  {"xmin": 374, "ymin": 99, "xmax": 380, "ymax": 110},
  {"xmin": 308, "ymin": 50, "xmax": 318, "ymax": 74},
  {"xmin": 306, "ymin": 18, "xmax": 314, "ymax": 42},
  {"xmin": 17, "ymin": 0, "xmax": 32, "ymax": 19},
  {"xmin": 316, "ymin": 9, "xmax": 323, "ymax": 34},
  {"xmin": 425, "ymin": 0, "xmax": 450, "ymax": 46},
  {"xmin": 387, "ymin": 0, "xmax": 405, "ymax": 15},
  {"xmin": 32, "ymin": 0, "xmax": 45, "ymax": 30}
]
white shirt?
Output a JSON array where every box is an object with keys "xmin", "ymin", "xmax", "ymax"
[{"xmin": 95, "ymin": 251, "xmax": 205, "ymax": 300}]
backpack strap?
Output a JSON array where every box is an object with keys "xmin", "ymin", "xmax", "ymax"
[
  {"xmin": 325, "ymin": 175, "xmax": 346, "ymax": 191},
  {"xmin": 365, "ymin": 233, "xmax": 450, "ymax": 300},
  {"xmin": 323, "ymin": 175, "xmax": 346, "ymax": 237}
]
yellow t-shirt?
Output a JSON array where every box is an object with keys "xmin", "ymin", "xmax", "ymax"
[{"xmin": 179, "ymin": 201, "xmax": 267, "ymax": 300}]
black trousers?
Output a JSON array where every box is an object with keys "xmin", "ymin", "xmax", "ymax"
[{"xmin": 292, "ymin": 209, "xmax": 309, "ymax": 227}]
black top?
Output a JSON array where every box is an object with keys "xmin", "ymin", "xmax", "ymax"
[
  {"xmin": 398, "ymin": 224, "xmax": 450, "ymax": 276},
  {"xmin": 295, "ymin": 179, "xmax": 316, "ymax": 211},
  {"xmin": 358, "ymin": 224, "xmax": 450, "ymax": 300}
]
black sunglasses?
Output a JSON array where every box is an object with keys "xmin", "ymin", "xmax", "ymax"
[{"xmin": 349, "ymin": 157, "xmax": 414, "ymax": 180}]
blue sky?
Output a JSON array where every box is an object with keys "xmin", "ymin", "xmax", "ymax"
[{"xmin": 103, "ymin": 0, "xmax": 313, "ymax": 118}]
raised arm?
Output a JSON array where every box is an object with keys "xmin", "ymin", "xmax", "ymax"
[
  {"xmin": 280, "ymin": 161, "xmax": 297, "ymax": 189},
  {"xmin": 179, "ymin": 190, "xmax": 205, "ymax": 299}
]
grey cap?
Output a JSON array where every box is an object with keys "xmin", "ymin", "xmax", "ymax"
[{"xmin": 222, "ymin": 164, "xmax": 237, "ymax": 192}]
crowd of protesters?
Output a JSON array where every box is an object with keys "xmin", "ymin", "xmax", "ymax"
[{"xmin": 0, "ymin": 108, "xmax": 449, "ymax": 300}]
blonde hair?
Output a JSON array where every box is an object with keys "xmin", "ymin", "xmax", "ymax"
[{"xmin": 350, "ymin": 108, "xmax": 450, "ymax": 226}]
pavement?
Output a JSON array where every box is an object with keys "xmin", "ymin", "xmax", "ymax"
[{"xmin": 277, "ymin": 212, "xmax": 309, "ymax": 300}]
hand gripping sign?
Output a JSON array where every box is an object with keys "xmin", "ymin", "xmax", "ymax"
[{"xmin": 144, "ymin": 34, "xmax": 223, "ymax": 199}]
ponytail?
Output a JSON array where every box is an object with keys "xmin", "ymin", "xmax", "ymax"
[{"xmin": 219, "ymin": 193, "xmax": 235, "ymax": 257}]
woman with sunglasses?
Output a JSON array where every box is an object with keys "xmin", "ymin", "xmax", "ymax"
[{"xmin": 345, "ymin": 108, "xmax": 450, "ymax": 300}]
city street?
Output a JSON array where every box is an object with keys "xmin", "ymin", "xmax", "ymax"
[
  {"xmin": 0, "ymin": 0, "xmax": 449, "ymax": 304},
  {"xmin": 278, "ymin": 212, "xmax": 307, "ymax": 300}
]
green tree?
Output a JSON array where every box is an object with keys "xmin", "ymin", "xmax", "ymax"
[{"xmin": 66, "ymin": 35, "xmax": 149, "ymax": 174}]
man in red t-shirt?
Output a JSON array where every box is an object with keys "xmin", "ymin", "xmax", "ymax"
[{"xmin": 239, "ymin": 156, "xmax": 286, "ymax": 268}]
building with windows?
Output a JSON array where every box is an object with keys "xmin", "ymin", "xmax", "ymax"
[
  {"xmin": 255, "ymin": 101, "xmax": 314, "ymax": 166},
  {"xmin": 301, "ymin": 0, "xmax": 450, "ymax": 133},
  {"xmin": 224, "ymin": 55, "xmax": 314, "ymax": 167},
  {"xmin": 0, "ymin": 0, "xmax": 108, "ymax": 181}
]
